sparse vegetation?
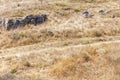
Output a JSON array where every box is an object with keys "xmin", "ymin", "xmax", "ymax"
[
  {"xmin": 0, "ymin": 0, "xmax": 120, "ymax": 80},
  {"xmin": 11, "ymin": 68, "xmax": 17, "ymax": 74}
]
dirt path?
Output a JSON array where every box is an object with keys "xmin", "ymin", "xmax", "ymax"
[{"xmin": 0, "ymin": 36, "xmax": 120, "ymax": 59}]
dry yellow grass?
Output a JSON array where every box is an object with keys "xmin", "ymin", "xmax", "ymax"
[
  {"xmin": 0, "ymin": 0, "xmax": 120, "ymax": 80},
  {"xmin": 0, "ymin": 41, "xmax": 119, "ymax": 80}
]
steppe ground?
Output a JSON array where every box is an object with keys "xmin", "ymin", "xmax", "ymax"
[{"xmin": 0, "ymin": 0, "xmax": 120, "ymax": 80}]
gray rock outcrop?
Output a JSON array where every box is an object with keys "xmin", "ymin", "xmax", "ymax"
[{"xmin": 0, "ymin": 14, "xmax": 47, "ymax": 30}]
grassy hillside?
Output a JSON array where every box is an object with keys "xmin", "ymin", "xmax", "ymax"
[{"xmin": 0, "ymin": 0, "xmax": 120, "ymax": 80}]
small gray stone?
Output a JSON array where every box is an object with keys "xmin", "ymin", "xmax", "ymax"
[
  {"xmin": 112, "ymin": 14, "xmax": 115, "ymax": 18},
  {"xmin": 99, "ymin": 10, "xmax": 105, "ymax": 15},
  {"xmin": 82, "ymin": 11, "xmax": 94, "ymax": 18}
]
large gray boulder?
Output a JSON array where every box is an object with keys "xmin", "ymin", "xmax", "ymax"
[
  {"xmin": 5, "ymin": 19, "xmax": 16, "ymax": 30},
  {"xmin": 0, "ymin": 18, "xmax": 22, "ymax": 30},
  {"xmin": 6, "ymin": 19, "xmax": 13, "ymax": 30},
  {"xmin": 23, "ymin": 14, "xmax": 47, "ymax": 26}
]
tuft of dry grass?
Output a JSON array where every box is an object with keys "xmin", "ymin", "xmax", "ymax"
[{"xmin": 48, "ymin": 47, "xmax": 114, "ymax": 80}]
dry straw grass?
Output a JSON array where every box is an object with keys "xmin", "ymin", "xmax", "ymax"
[
  {"xmin": 1, "ymin": 41, "xmax": 119, "ymax": 80},
  {"xmin": 0, "ymin": 0, "xmax": 120, "ymax": 80}
]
